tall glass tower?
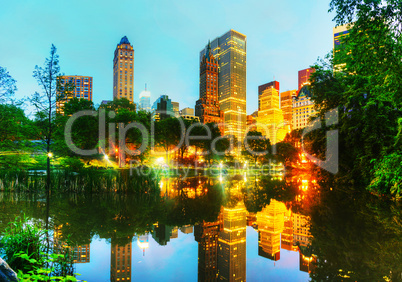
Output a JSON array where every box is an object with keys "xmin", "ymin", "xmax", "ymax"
[
  {"xmin": 200, "ymin": 30, "xmax": 247, "ymax": 140},
  {"xmin": 139, "ymin": 84, "xmax": 151, "ymax": 111}
]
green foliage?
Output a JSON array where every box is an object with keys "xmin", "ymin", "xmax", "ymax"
[
  {"xmin": 307, "ymin": 1, "xmax": 402, "ymax": 197},
  {"xmin": 16, "ymin": 252, "xmax": 78, "ymax": 282},
  {"xmin": 54, "ymin": 98, "xmax": 98, "ymax": 157},
  {"xmin": 0, "ymin": 215, "xmax": 45, "ymax": 272},
  {"xmin": 369, "ymin": 152, "xmax": 402, "ymax": 198},
  {"xmin": 59, "ymin": 157, "xmax": 84, "ymax": 171},
  {"xmin": 0, "ymin": 215, "xmax": 77, "ymax": 281},
  {"xmin": 242, "ymin": 130, "xmax": 271, "ymax": 167}
]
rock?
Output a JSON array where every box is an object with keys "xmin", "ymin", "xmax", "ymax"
[{"xmin": 0, "ymin": 257, "xmax": 18, "ymax": 282}]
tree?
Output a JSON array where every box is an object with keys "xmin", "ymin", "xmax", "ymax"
[
  {"xmin": 155, "ymin": 117, "xmax": 184, "ymax": 165},
  {"xmin": 0, "ymin": 66, "xmax": 17, "ymax": 103},
  {"xmin": 54, "ymin": 98, "xmax": 98, "ymax": 162},
  {"xmin": 30, "ymin": 44, "xmax": 61, "ymax": 191},
  {"xmin": 308, "ymin": 1, "xmax": 402, "ymax": 194},
  {"xmin": 242, "ymin": 130, "xmax": 271, "ymax": 168}
]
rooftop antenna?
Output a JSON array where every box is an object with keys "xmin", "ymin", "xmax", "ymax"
[{"xmin": 145, "ymin": 83, "xmax": 147, "ymax": 91}]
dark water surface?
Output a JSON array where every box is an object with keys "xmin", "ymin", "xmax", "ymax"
[{"xmin": 0, "ymin": 172, "xmax": 401, "ymax": 281}]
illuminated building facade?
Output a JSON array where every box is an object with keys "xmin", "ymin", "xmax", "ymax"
[
  {"xmin": 256, "ymin": 81, "xmax": 287, "ymax": 144},
  {"xmin": 281, "ymin": 209, "xmax": 295, "ymax": 251},
  {"xmin": 180, "ymin": 225, "xmax": 194, "ymax": 234},
  {"xmin": 195, "ymin": 41, "xmax": 223, "ymax": 126},
  {"xmin": 172, "ymin": 102, "xmax": 180, "ymax": 117},
  {"xmin": 280, "ymin": 90, "xmax": 297, "ymax": 132},
  {"xmin": 56, "ymin": 75, "xmax": 93, "ymax": 115},
  {"xmin": 195, "ymin": 217, "xmax": 223, "ymax": 281},
  {"xmin": 113, "ymin": 36, "xmax": 134, "ymax": 102},
  {"xmin": 293, "ymin": 213, "xmax": 312, "ymax": 248},
  {"xmin": 139, "ymin": 84, "xmax": 151, "ymax": 111},
  {"xmin": 201, "ymin": 30, "xmax": 247, "ymax": 140},
  {"xmin": 246, "ymin": 112, "xmax": 257, "ymax": 132},
  {"xmin": 217, "ymin": 202, "xmax": 247, "ymax": 281},
  {"xmin": 110, "ymin": 240, "xmax": 132, "ymax": 282},
  {"xmin": 74, "ymin": 245, "xmax": 90, "ymax": 263},
  {"xmin": 292, "ymin": 68, "xmax": 316, "ymax": 130},
  {"xmin": 256, "ymin": 200, "xmax": 287, "ymax": 261},
  {"xmin": 333, "ymin": 24, "xmax": 351, "ymax": 71}
]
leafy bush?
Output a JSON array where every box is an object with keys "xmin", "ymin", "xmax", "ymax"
[{"xmin": 0, "ymin": 215, "xmax": 78, "ymax": 280}]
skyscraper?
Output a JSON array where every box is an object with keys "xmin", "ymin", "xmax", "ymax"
[
  {"xmin": 113, "ymin": 36, "xmax": 134, "ymax": 102},
  {"xmin": 139, "ymin": 84, "xmax": 151, "ymax": 111},
  {"xmin": 56, "ymin": 75, "xmax": 93, "ymax": 115},
  {"xmin": 195, "ymin": 41, "xmax": 223, "ymax": 126},
  {"xmin": 152, "ymin": 95, "xmax": 173, "ymax": 121},
  {"xmin": 256, "ymin": 81, "xmax": 287, "ymax": 144},
  {"xmin": 333, "ymin": 24, "xmax": 351, "ymax": 71},
  {"xmin": 280, "ymin": 89, "xmax": 297, "ymax": 132},
  {"xmin": 200, "ymin": 30, "xmax": 247, "ymax": 140}
]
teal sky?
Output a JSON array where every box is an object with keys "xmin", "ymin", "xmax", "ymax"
[{"xmin": 0, "ymin": 0, "xmax": 335, "ymax": 115}]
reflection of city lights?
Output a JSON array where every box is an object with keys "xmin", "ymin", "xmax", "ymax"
[
  {"xmin": 159, "ymin": 181, "xmax": 163, "ymax": 189},
  {"xmin": 156, "ymin": 157, "xmax": 164, "ymax": 164},
  {"xmin": 219, "ymin": 175, "xmax": 223, "ymax": 182}
]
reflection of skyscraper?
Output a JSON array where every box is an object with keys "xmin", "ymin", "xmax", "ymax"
[
  {"xmin": 180, "ymin": 225, "xmax": 194, "ymax": 234},
  {"xmin": 151, "ymin": 223, "xmax": 174, "ymax": 246},
  {"xmin": 201, "ymin": 30, "xmax": 247, "ymax": 140},
  {"xmin": 137, "ymin": 233, "xmax": 149, "ymax": 256},
  {"xmin": 110, "ymin": 239, "xmax": 132, "ymax": 282},
  {"xmin": 171, "ymin": 227, "xmax": 179, "ymax": 239},
  {"xmin": 195, "ymin": 217, "xmax": 223, "ymax": 282},
  {"xmin": 293, "ymin": 213, "xmax": 312, "ymax": 248},
  {"xmin": 281, "ymin": 209, "xmax": 295, "ymax": 252},
  {"xmin": 256, "ymin": 200, "xmax": 287, "ymax": 261},
  {"xmin": 299, "ymin": 251, "xmax": 317, "ymax": 273},
  {"xmin": 74, "ymin": 245, "xmax": 90, "ymax": 263},
  {"xmin": 53, "ymin": 225, "xmax": 90, "ymax": 264},
  {"xmin": 217, "ymin": 202, "xmax": 247, "ymax": 281}
]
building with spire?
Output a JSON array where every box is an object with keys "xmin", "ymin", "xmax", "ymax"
[
  {"xmin": 113, "ymin": 36, "xmax": 134, "ymax": 102},
  {"xmin": 139, "ymin": 84, "xmax": 151, "ymax": 111},
  {"xmin": 200, "ymin": 30, "xmax": 247, "ymax": 140},
  {"xmin": 195, "ymin": 41, "xmax": 223, "ymax": 127}
]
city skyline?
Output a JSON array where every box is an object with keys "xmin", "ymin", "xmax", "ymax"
[{"xmin": 0, "ymin": 0, "xmax": 335, "ymax": 116}]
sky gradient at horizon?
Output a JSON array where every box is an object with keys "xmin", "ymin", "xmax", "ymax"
[{"xmin": 0, "ymin": 0, "xmax": 335, "ymax": 115}]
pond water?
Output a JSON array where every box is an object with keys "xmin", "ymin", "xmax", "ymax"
[{"xmin": 0, "ymin": 172, "xmax": 401, "ymax": 281}]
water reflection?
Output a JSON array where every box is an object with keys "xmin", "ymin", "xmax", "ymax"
[{"xmin": 0, "ymin": 170, "xmax": 400, "ymax": 281}]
